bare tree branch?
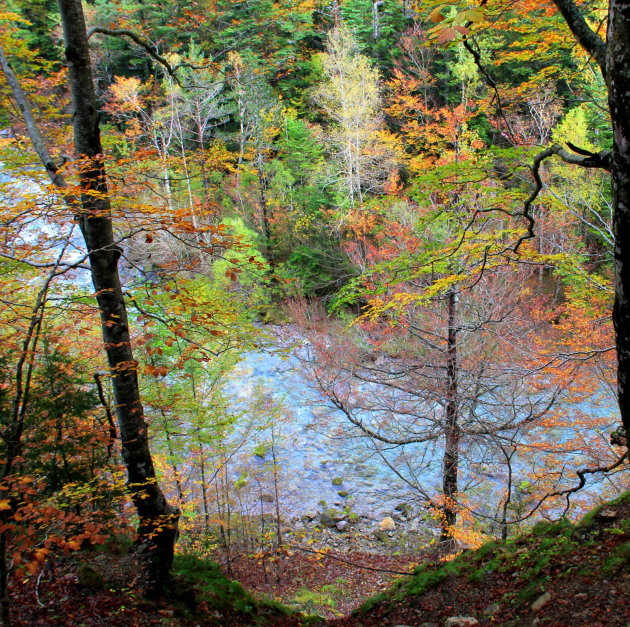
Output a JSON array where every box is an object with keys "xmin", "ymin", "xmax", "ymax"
[{"xmin": 86, "ymin": 27, "xmax": 183, "ymax": 86}]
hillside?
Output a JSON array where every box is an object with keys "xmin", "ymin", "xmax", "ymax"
[
  {"xmin": 9, "ymin": 492, "xmax": 630, "ymax": 626},
  {"xmin": 332, "ymin": 492, "xmax": 630, "ymax": 626}
]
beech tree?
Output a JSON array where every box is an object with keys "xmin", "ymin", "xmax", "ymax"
[
  {"xmin": 0, "ymin": 0, "xmax": 178, "ymax": 593},
  {"xmin": 551, "ymin": 0, "xmax": 630, "ymax": 445},
  {"xmin": 427, "ymin": 0, "xmax": 630, "ymax": 447}
]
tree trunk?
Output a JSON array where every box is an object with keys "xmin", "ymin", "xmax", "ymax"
[
  {"xmin": 257, "ymin": 159, "xmax": 272, "ymax": 261},
  {"xmin": 333, "ymin": 0, "xmax": 340, "ymax": 26},
  {"xmin": 441, "ymin": 289, "xmax": 459, "ymax": 544},
  {"xmin": 372, "ymin": 1, "xmax": 384, "ymax": 40},
  {"xmin": 57, "ymin": 0, "xmax": 178, "ymax": 594},
  {"xmin": 607, "ymin": 0, "xmax": 630, "ymax": 444}
]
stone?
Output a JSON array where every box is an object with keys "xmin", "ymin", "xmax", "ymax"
[
  {"xmin": 373, "ymin": 530, "xmax": 389, "ymax": 543},
  {"xmin": 379, "ymin": 516, "xmax": 396, "ymax": 531},
  {"xmin": 597, "ymin": 507, "xmax": 618, "ymax": 521},
  {"xmin": 445, "ymin": 617, "xmax": 479, "ymax": 626},
  {"xmin": 332, "ymin": 477, "xmax": 343, "ymax": 486},
  {"xmin": 336, "ymin": 520, "xmax": 349, "ymax": 532},
  {"xmin": 338, "ymin": 490, "xmax": 349, "ymax": 498},
  {"xmin": 77, "ymin": 563, "xmax": 105, "ymax": 590},
  {"xmin": 531, "ymin": 591, "xmax": 551, "ymax": 612},
  {"xmin": 394, "ymin": 502, "xmax": 413, "ymax": 518},
  {"xmin": 320, "ymin": 508, "xmax": 344, "ymax": 527},
  {"xmin": 483, "ymin": 603, "xmax": 500, "ymax": 617}
]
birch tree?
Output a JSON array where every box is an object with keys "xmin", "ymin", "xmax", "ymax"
[{"xmin": 312, "ymin": 25, "xmax": 397, "ymax": 211}]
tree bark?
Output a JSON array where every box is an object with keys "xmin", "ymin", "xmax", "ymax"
[
  {"xmin": 607, "ymin": 0, "xmax": 630, "ymax": 444},
  {"xmin": 549, "ymin": 0, "xmax": 630, "ymax": 445},
  {"xmin": 441, "ymin": 289, "xmax": 460, "ymax": 543},
  {"xmin": 56, "ymin": 0, "xmax": 178, "ymax": 593}
]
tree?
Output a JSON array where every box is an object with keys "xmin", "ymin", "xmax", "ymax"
[
  {"xmin": 312, "ymin": 25, "xmax": 398, "ymax": 211},
  {"xmin": 425, "ymin": 0, "xmax": 630, "ymax": 449},
  {"xmin": 0, "ymin": 0, "xmax": 178, "ymax": 594}
]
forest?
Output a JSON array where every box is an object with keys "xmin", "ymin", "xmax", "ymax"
[{"xmin": 0, "ymin": 0, "xmax": 629, "ymax": 623}]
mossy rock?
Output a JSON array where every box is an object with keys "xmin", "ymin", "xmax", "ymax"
[
  {"xmin": 77, "ymin": 563, "xmax": 105, "ymax": 590},
  {"xmin": 332, "ymin": 477, "xmax": 343, "ymax": 486},
  {"xmin": 173, "ymin": 554, "xmax": 294, "ymax": 620},
  {"xmin": 320, "ymin": 508, "xmax": 344, "ymax": 527}
]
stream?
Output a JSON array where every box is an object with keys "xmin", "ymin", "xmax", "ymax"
[{"xmin": 222, "ymin": 337, "xmax": 622, "ymax": 526}]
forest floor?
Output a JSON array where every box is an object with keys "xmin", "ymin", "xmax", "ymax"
[{"xmin": 7, "ymin": 492, "xmax": 630, "ymax": 626}]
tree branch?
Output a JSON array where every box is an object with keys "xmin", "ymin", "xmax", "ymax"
[
  {"xmin": 551, "ymin": 0, "xmax": 607, "ymax": 75},
  {"xmin": 514, "ymin": 142, "xmax": 611, "ymax": 252},
  {"xmin": 86, "ymin": 27, "xmax": 183, "ymax": 86},
  {"xmin": 0, "ymin": 44, "xmax": 65, "ymax": 186}
]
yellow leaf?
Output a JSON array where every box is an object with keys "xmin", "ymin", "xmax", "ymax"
[
  {"xmin": 465, "ymin": 9, "xmax": 484, "ymax": 23},
  {"xmin": 0, "ymin": 500, "xmax": 11, "ymax": 511},
  {"xmin": 429, "ymin": 8, "xmax": 445, "ymax": 22}
]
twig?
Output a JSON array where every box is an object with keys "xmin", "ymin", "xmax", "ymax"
[
  {"xmin": 509, "ymin": 452, "xmax": 628, "ymax": 524},
  {"xmin": 94, "ymin": 373, "xmax": 117, "ymax": 463},
  {"xmin": 86, "ymin": 27, "xmax": 183, "ymax": 86},
  {"xmin": 285, "ymin": 544, "xmax": 413, "ymax": 576},
  {"xmin": 35, "ymin": 570, "xmax": 45, "ymax": 608}
]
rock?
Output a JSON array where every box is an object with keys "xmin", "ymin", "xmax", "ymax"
[
  {"xmin": 483, "ymin": 603, "xmax": 500, "ymax": 617},
  {"xmin": 445, "ymin": 617, "xmax": 479, "ymax": 626},
  {"xmin": 373, "ymin": 530, "xmax": 389, "ymax": 543},
  {"xmin": 531, "ymin": 591, "xmax": 551, "ymax": 612},
  {"xmin": 338, "ymin": 490, "xmax": 349, "ymax": 498},
  {"xmin": 394, "ymin": 502, "xmax": 413, "ymax": 518},
  {"xmin": 77, "ymin": 563, "xmax": 105, "ymax": 589},
  {"xmin": 320, "ymin": 508, "xmax": 344, "ymax": 527},
  {"xmin": 597, "ymin": 507, "xmax": 618, "ymax": 521},
  {"xmin": 260, "ymin": 493, "xmax": 274, "ymax": 503},
  {"xmin": 332, "ymin": 477, "xmax": 343, "ymax": 486},
  {"xmin": 336, "ymin": 520, "xmax": 349, "ymax": 532},
  {"xmin": 379, "ymin": 516, "xmax": 396, "ymax": 531}
]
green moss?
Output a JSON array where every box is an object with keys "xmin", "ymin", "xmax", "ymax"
[
  {"xmin": 332, "ymin": 477, "xmax": 343, "ymax": 486},
  {"xmin": 518, "ymin": 579, "xmax": 546, "ymax": 603},
  {"xmin": 532, "ymin": 519, "xmax": 573, "ymax": 538},
  {"xmin": 473, "ymin": 540, "xmax": 498, "ymax": 562},
  {"xmin": 577, "ymin": 492, "xmax": 630, "ymax": 529},
  {"xmin": 403, "ymin": 566, "xmax": 453, "ymax": 597},
  {"xmin": 172, "ymin": 554, "xmax": 294, "ymax": 622},
  {"xmin": 602, "ymin": 542, "xmax": 630, "ymax": 574}
]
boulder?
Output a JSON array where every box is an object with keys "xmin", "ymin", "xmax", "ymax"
[
  {"xmin": 445, "ymin": 617, "xmax": 479, "ymax": 626},
  {"xmin": 320, "ymin": 508, "xmax": 344, "ymax": 527},
  {"xmin": 77, "ymin": 563, "xmax": 105, "ymax": 590},
  {"xmin": 483, "ymin": 603, "xmax": 500, "ymax": 617},
  {"xmin": 531, "ymin": 591, "xmax": 551, "ymax": 612},
  {"xmin": 379, "ymin": 516, "xmax": 396, "ymax": 531},
  {"xmin": 394, "ymin": 502, "xmax": 413, "ymax": 518}
]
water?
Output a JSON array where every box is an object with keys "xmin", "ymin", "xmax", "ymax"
[{"xmin": 222, "ymin": 342, "xmax": 624, "ymax": 524}]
